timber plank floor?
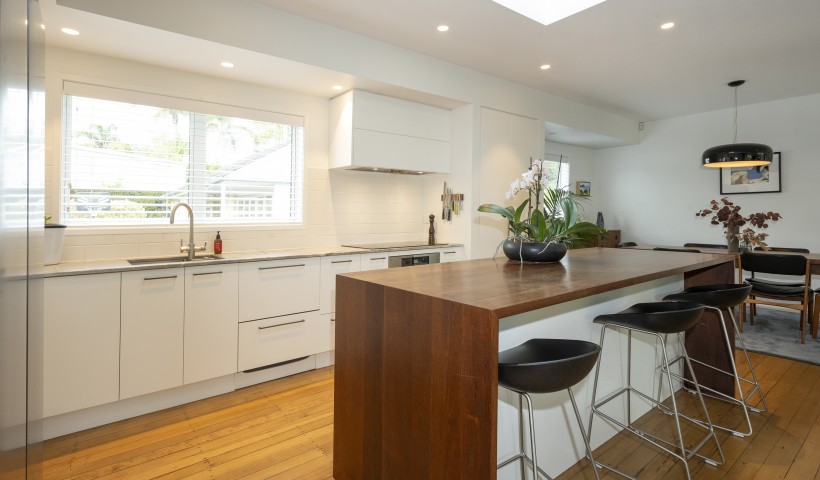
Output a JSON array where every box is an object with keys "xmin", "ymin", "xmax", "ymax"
[{"xmin": 40, "ymin": 352, "xmax": 819, "ymax": 480}]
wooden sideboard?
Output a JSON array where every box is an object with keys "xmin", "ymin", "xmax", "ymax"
[{"xmin": 592, "ymin": 229, "xmax": 621, "ymax": 248}]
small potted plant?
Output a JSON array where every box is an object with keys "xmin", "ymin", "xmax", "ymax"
[
  {"xmin": 695, "ymin": 197, "xmax": 781, "ymax": 252},
  {"xmin": 478, "ymin": 159, "xmax": 604, "ymax": 262},
  {"xmin": 44, "ymin": 215, "xmax": 67, "ymax": 265}
]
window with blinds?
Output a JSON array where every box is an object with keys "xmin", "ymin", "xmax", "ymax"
[
  {"xmin": 543, "ymin": 156, "xmax": 570, "ymax": 190},
  {"xmin": 60, "ymin": 82, "xmax": 304, "ymax": 226}
]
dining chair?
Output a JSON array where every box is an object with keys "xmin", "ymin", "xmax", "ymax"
[
  {"xmin": 738, "ymin": 252, "xmax": 814, "ymax": 344},
  {"xmin": 813, "ymin": 289, "xmax": 820, "ymax": 339},
  {"xmin": 766, "ymin": 247, "xmax": 811, "ymax": 253},
  {"xmin": 654, "ymin": 247, "xmax": 701, "ymax": 253},
  {"xmin": 684, "ymin": 243, "xmax": 728, "ymax": 249}
]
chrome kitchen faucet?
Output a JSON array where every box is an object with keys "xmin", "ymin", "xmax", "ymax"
[{"xmin": 170, "ymin": 202, "xmax": 206, "ymax": 260}]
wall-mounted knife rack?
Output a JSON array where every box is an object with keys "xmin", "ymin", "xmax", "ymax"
[{"xmin": 441, "ymin": 182, "xmax": 464, "ymax": 221}]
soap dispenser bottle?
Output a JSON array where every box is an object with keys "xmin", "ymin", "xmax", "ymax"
[{"xmin": 214, "ymin": 231, "xmax": 223, "ymax": 254}]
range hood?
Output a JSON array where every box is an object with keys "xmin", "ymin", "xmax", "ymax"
[
  {"xmin": 346, "ymin": 167, "xmax": 428, "ymax": 175},
  {"xmin": 329, "ymin": 90, "xmax": 451, "ymax": 174}
]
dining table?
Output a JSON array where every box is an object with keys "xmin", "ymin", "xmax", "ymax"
[{"xmin": 626, "ymin": 244, "xmax": 820, "ymax": 275}]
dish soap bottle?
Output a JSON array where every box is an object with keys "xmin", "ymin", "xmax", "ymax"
[{"xmin": 214, "ymin": 231, "xmax": 223, "ymax": 254}]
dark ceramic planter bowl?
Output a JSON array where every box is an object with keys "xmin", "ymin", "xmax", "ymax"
[{"xmin": 502, "ymin": 239, "xmax": 567, "ymax": 263}]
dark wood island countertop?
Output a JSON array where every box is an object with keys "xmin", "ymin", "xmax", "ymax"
[{"xmin": 333, "ymin": 247, "xmax": 735, "ymax": 480}]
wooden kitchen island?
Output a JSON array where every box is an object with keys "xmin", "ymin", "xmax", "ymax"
[{"xmin": 333, "ymin": 248, "xmax": 734, "ymax": 480}]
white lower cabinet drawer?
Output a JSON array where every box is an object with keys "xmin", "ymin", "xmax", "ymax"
[{"xmin": 237, "ymin": 311, "xmax": 320, "ymax": 372}]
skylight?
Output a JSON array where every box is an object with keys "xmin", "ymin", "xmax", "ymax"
[{"xmin": 491, "ymin": 0, "xmax": 608, "ymax": 26}]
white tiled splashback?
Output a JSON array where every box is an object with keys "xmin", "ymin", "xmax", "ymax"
[{"xmin": 57, "ymin": 167, "xmax": 438, "ymax": 262}]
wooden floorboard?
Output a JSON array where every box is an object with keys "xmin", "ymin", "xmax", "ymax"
[{"xmin": 40, "ymin": 352, "xmax": 819, "ymax": 480}]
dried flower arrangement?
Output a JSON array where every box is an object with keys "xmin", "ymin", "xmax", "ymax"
[{"xmin": 695, "ymin": 197, "xmax": 782, "ymax": 251}]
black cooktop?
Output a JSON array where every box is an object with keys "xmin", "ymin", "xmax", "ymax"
[{"xmin": 342, "ymin": 241, "xmax": 447, "ymax": 249}]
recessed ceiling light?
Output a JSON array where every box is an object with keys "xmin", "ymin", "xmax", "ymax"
[
  {"xmin": 660, "ymin": 22, "xmax": 675, "ymax": 30},
  {"xmin": 220, "ymin": 61, "xmax": 234, "ymax": 68},
  {"xmin": 40, "ymin": 24, "xmax": 46, "ymax": 30},
  {"xmin": 437, "ymin": 25, "xmax": 449, "ymax": 32},
  {"xmin": 332, "ymin": 85, "xmax": 343, "ymax": 91},
  {"xmin": 61, "ymin": 27, "xmax": 79, "ymax": 36},
  {"xmin": 540, "ymin": 64, "xmax": 551, "ymax": 70}
]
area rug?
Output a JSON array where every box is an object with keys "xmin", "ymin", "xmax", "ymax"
[{"xmin": 736, "ymin": 308, "xmax": 820, "ymax": 366}]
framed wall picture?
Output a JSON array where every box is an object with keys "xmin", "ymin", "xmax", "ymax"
[
  {"xmin": 719, "ymin": 152, "xmax": 781, "ymax": 194},
  {"xmin": 576, "ymin": 180, "xmax": 591, "ymax": 196}
]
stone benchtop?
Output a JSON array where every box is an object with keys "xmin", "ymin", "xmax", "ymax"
[{"xmin": 35, "ymin": 243, "xmax": 461, "ymax": 278}]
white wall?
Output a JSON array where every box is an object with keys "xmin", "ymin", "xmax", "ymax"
[
  {"xmin": 46, "ymin": 48, "xmax": 447, "ymax": 261},
  {"xmin": 545, "ymin": 141, "xmax": 599, "ymax": 224},
  {"xmin": 595, "ymin": 93, "xmax": 820, "ymax": 250},
  {"xmin": 476, "ymin": 107, "xmax": 540, "ymax": 259}
]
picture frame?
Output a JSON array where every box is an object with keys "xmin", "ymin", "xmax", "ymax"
[
  {"xmin": 719, "ymin": 152, "xmax": 781, "ymax": 194},
  {"xmin": 576, "ymin": 180, "xmax": 591, "ymax": 196}
]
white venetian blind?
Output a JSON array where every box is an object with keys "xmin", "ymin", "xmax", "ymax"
[{"xmin": 60, "ymin": 81, "xmax": 304, "ymax": 226}]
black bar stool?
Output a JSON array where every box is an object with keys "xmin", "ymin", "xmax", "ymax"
[
  {"xmin": 497, "ymin": 339, "xmax": 602, "ymax": 480},
  {"xmin": 587, "ymin": 302, "xmax": 724, "ymax": 480},
  {"xmin": 664, "ymin": 284, "xmax": 768, "ymax": 437}
]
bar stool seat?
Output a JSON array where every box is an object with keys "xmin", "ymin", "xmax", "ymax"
[
  {"xmin": 588, "ymin": 301, "xmax": 724, "ymax": 480},
  {"xmin": 664, "ymin": 283, "xmax": 767, "ymax": 437},
  {"xmin": 497, "ymin": 339, "xmax": 601, "ymax": 480}
]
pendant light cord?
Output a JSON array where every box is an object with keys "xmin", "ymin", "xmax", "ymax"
[{"xmin": 733, "ymin": 86, "xmax": 738, "ymax": 144}]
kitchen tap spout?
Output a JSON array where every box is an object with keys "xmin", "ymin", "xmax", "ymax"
[{"xmin": 170, "ymin": 202, "xmax": 196, "ymax": 260}]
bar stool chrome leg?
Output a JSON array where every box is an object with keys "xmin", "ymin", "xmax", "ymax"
[
  {"xmin": 588, "ymin": 301, "xmax": 726, "ymax": 480},
  {"xmin": 499, "ymin": 387, "xmax": 601, "ymax": 480},
  {"xmin": 663, "ymin": 284, "xmax": 768, "ymax": 437},
  {"xmin": 727, "ymin": 307, "xmax": 769, "ymax": 413},
  {"xmin": 497, "ymin": 338, "xmax": 602, "ymax": 480},
  {"xmin": 661, "ymin": 304, "xmax": 768, "ymax": 437}
]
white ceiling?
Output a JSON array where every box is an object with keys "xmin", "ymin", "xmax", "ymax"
[
  {"xmin": 41, "ymin": 0, "xmax": 820, "ymax": 146},
  {"xmin": 253, "ymin": 0, "xmax": 820, "ymax": 122}
]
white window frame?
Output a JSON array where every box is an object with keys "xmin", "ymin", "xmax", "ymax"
[{"xmin": 58, "ymin": 81, "xmax": 306, "ymax": 229}]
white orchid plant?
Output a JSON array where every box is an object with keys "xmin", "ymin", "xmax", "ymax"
[{"xmin": 478, "ymin": 159, "xmax": 604, "ymax": 247}]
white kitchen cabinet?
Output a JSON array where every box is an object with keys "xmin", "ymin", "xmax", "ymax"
[
  {"xmin": 184, "ymin": 263, "xmax": 238, "ymax": 385},
  {"xmin": 238, "ymin": 311, "xmax": 321, "ymax": 371},
  {"xmin": 120, "ymin": 268, "xmax": 184, "ymax": 399},
  {"xmin": 42, "ymin": 274, "xmax": 121, "ymax": 417},
  {"xmin": 319, "ymin": 255, "xmax": 361, "ymax": 315},
  {"xmin": 439, "ymin": 246, "xmax": 464, "ymax": 263},
  {"xmin": 238, "ymin": 258, "xmax": 320, "ymax": 322},
  {"xmin": 359, "ymin": 252, "xmax": 389, "ymax": 271},
  {"xmin": 330, "ymin": 90, "xmax": 451, "ymax": 173}
]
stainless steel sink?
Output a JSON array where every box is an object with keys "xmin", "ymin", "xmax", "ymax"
[{"xmin": 127, "ymin": 255, "xmax": 222, "ymax": 265}]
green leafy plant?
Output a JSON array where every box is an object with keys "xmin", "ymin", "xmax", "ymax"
[{"xmin": 478, "ymin": 159, "xmax": 604, "ymax": 251}]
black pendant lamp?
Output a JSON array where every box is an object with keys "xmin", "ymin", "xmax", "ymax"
[{"xmin": 702, "ymin": 80, "xmax": 772, "ymax": 168}]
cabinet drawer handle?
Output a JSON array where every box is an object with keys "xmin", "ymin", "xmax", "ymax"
[
  {"xmin": 370, "ymin": 257, "xmax": 386, "ymax": 261},
  {"xmin": 144, "ymin": 275, "xmax": 178, "ymax": 281},
  {"xmin": 193, "ymin": 271, "xmax": 222, "ymax": 277},
  {"xmin": 331, "ymin": 317, "xmax": 336, "ymax": 322},
  {"xmin": 331, "ymin": 259, "xmax": 353, "ymax": 264},
  {"xmin": 258, "ymin": 264, "xmax": 305, "ymax": 271},
  {"xmin": 443, "ymin": 251, "xmax": 456, "ymax": 254},
  {"xmin": 258, "ymin": 319, "xmax": 305, "ymax": 330}
]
